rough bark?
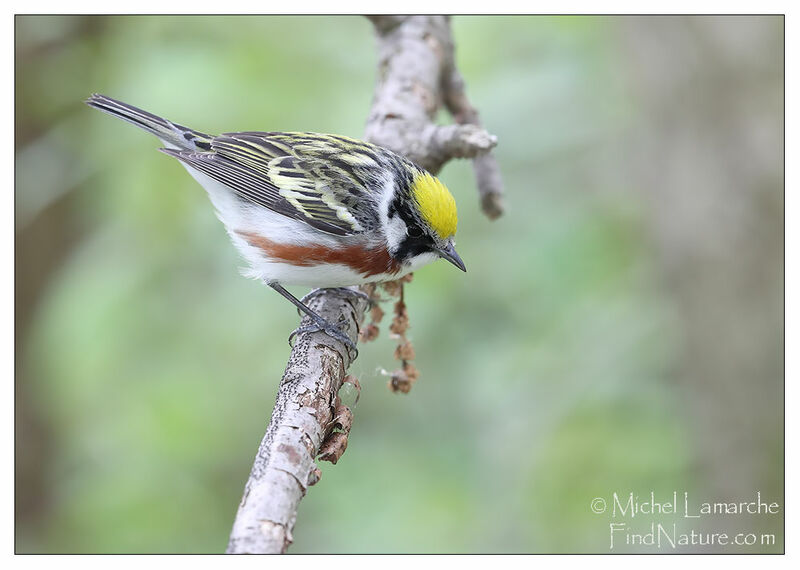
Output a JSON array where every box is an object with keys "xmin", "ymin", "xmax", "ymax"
[
  {"xmin": 226, "ymin": 15, "xmax": 502, "ymax": 554},
  {"xmin": 226, "ymin": 292, "xmax": 366, "ymax": 553}
]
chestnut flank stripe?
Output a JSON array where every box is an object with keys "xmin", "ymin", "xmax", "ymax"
[{"xmin": 237, "ymin": 231, "xmax": 401, "ymax": 277}]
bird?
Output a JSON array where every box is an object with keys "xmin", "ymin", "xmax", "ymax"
[{"xmin": 85, "ymin": 94, "xmax": 466, "ymax": 356}]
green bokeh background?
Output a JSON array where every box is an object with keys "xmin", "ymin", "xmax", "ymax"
[{"xmin": 16, "ymin": 15, "xmax": 783, "ymax": 553}]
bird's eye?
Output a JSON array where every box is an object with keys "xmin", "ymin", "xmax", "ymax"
[{"xmin": 407, "ymin": 226, "xmax": 424, "ymax": 238}]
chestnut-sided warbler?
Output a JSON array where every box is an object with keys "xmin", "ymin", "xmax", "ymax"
[{"xmin": 86, "ymin": 94, "xmax": 465, "ymax": 354}]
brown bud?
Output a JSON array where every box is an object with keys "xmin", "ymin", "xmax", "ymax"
[
  {"xmin": 360, "ymin": 323, "xmax": 380, "ymax": 342},
  {"xmin": 388, "ymin": 368, "xmax": 413, "ymax": 393},
  {"xmin": 403, "ymin": 362, "xmax": 420, "ymax": 382},
  {"xmin": 394, "ymin": 340, "xmax": 416, "ymax": 361},
  {"xmin": 381, "ymin": 280, "xmax": 402, "ymax": 298},
  {"xmin": 370, "ymin": 304, "xmax": 385, "ymax": 324},
  {"xmin": 390, "ymin": 301, "xmax": 409, "ymax": 335}
]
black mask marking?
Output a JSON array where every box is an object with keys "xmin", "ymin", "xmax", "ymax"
[{"xmin": 395, "ymin": 234, "xmax": 435, "ymax": 262}]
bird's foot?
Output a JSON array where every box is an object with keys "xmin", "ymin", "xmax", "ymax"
[{"xmin": 288, "ymin": 314, "xmax": 358, "ymax": 360}]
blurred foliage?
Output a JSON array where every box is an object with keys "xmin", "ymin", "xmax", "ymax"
[{"xmin": 16, "ymin": 15, "xmax": 782, "ymax": 553}]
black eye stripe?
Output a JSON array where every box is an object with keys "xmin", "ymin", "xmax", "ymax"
[{"xmin": 395, "ymin": 235, "xmax": 434, "ymax": 262}]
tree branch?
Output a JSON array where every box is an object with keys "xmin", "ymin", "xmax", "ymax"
[
  {"xmin": 364, "ymin": 15, "xmax": 505, "ymax": 218},
  {"xmin": 226, "ymin": 291, "xmax": 367, "ymax": 553},
  {"xmin": 226, "ymin": 15, "xmax": 503, "ymax": 554},
  {"xmin": 442, "ymin": 69, "xmax": 506, "ymax": 220}
]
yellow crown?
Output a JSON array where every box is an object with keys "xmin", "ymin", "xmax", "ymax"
[{"xmin": 411, "ymin": 172, "xmax": 458, "ymax": 239}]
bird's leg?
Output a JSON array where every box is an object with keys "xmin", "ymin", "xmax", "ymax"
[
  {"xmin": 300, "ymin": 287, "xmax": 373, "ymax": 307},
  {"xmin": 268, "ymin": 282, "xmax": 359, "ymax": 359}
]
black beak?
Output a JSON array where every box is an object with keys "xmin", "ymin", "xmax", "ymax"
[{"xmin": 436, "ymin": 242, "xmax": 466, "ymax": 272}]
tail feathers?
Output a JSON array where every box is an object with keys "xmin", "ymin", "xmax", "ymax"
[{"xmin": 85, "ymin": 93, "xmax": 212, "ymax": 151}]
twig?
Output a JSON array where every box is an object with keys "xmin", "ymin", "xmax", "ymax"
[{"xmin": 442, "ymin": 74, "xmax": 505, "ymax": 219}]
